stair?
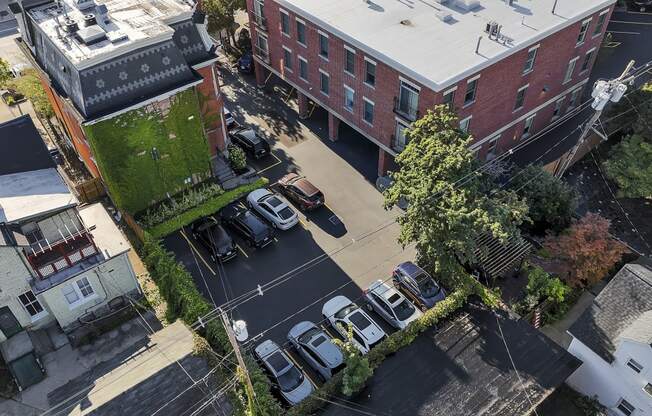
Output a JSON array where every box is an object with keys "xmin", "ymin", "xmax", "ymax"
[{"xmin": 212, "ymin": 155, "xmax": 236, "ymax": 184}]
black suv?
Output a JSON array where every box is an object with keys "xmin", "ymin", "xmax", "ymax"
[
  {"xmin": 229, "ymin": 127, "xmax": 271, "ymax": 159},
  {"xmin": 190, "ymin": 217, "xmax": 237, "ymax": 262},
  {"xmin": 221, "ymin": 203, "xmax": 275, "ymax": 248}
]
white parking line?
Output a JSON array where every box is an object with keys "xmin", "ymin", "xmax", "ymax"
[
  {"xmin": 180, "ymin": 230, "xmax": 217, "ymax": 276},
  {"xmin": 257, "ymin": 151, "xmax": 282, "ymax": 174},
  {"xmin": 285, "ymin": 349, "xmax": 319, "ymax": 388},
  {"xmin": 236, "ymin": 244, "xmax": 249, "ymax": 258}
]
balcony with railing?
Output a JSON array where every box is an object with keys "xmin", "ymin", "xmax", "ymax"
[{"xmin": 393, "ymin": 97, "xmax": 419, "ymax": 122}]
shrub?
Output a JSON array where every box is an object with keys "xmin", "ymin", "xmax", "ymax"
[
  {"xmin": 228, "ymin": 145, "xmax": 247, "ymax": 171},
  {"xmin": 517, "ymin": 266, "xmax": 571, "ymax": 314},
  {"xmin": 603, "ymin": 134, "xmax": 652, "ymax": 199},
  {"xmin": 544, "ymin": 213, "xmax": 627, "ymax": 288},
  {"xmin": 332, "ymin": 327, "xmax": 373, "ymax": 397},
  {"xmin": 146, "ymin": 178, "xmax": 268, "ymax": 238},
  {"xmin": 139, "ymin": 182, "xmax": 224, "ymax": 228},
  {"xmin": 511, "ymin": 165, "xmax": 578, "ymax": 233}
]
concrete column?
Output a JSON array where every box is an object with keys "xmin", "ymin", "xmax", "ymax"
[
  {"xmin": 328, "ymin": 112, "xmax": 340, "ymax": 142},
  {"xmin": 254, "ymin": 60, "xmax": 266, "ymax": 88},
  {"xmin": 297, "ymin": 91, "xmax": 310, "ymax": 119},
  {"xmin": 377, "ymin": 149, "xmax": 393, "ymax": 177}
]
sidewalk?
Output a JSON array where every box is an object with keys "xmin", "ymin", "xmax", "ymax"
[{"xmin": 539, "ymin": 291, "xmax": 596, "ymax": 349}]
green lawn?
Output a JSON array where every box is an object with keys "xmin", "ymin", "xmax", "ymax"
[{"xmin": 85, "ymin": 89, "xmax": 211, "ymax": 214}]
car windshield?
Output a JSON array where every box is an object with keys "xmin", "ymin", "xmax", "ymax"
[
  {"xmin": 240, "ymin": 129, "xmax": 260, "ymax": 144},
  {"xmin": 278, "ymin": 366, "xmax": 304, "ymax": 392},
  {"xmin": 393, "ymin": 299, "xmax": 416, "ymax": 321},
  {"xmin": 298, "ymin": 327, "xmax": 321, "ymax": 345},
  {"xmin": 334, "ymin": 304, "xmax": 357, "ymax": 320},
  {"xmin": 349, "ymin": 311, "xmax": 372, "ymax": 330},
  {"xmin": 417, "ymin": 274, "xmax": 440, "ymax": 298},
  {"xmin": 278, "ymin": 207, "xmax": 294, "ymax": 220}
]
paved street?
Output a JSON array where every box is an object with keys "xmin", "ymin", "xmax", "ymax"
[{"xmin": 163, "ymin": 55, "xmax": 413, "ymax": 363}]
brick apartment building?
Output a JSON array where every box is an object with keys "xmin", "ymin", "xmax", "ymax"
[
  {"xmin": 245, "ymin": 0, "xmax": 615, "ymax": 176},
  {"xmin": 9, "ymin": 0, "xmax": 228, "ymax": 213}
]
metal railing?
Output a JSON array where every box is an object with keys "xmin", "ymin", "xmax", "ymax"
[{"xmin": 393, "ymin": 97, "xmax": 419, "ymax": 122}]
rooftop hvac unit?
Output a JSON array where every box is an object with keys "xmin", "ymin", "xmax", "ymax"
[
  {"xmin": 74, "ymin": 0, "xmax": 95, "ymax": 11},
  {"xmin": 485, "ymin": 20, "xmax": 499, "ymax": 37},
  {"xmin": 64, "ymin": 18, "xmax": 79, "ymax": 33},
  {"xmin": 436, "ymin": 11, "xmax": 453, "ymax": 22},
  {"xmin": 456, "ymin": 0, "xmax": 480, "ymax": 10},
  {"xmin": 83, "ymin": 13, "xmax": 96, "ymax": 26}
]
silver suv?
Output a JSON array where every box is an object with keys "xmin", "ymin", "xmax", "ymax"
[
  {"xmin": 254, "ymin": 340, "xmax": 314, "ymax": 405},
  {"xmin": 288, "ymin": 321, "xmax": 345, "ymax": 381}
]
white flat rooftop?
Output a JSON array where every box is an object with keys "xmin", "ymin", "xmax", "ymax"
[
  {"xmin": 78, "ymin": 202, "xmax": 130, "ymax": 258},
  {"xmin": 29, "ymin": 0, "xmax": 193, "ymax": 66},
  {"xmin": 277, "ymin": 0, "xmax": 614, "ymax": 91},
  {"xmin": 0, "ymin": 168, "xmax": 77, "ymax": 223}
]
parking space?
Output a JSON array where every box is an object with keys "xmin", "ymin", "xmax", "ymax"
[{"xmin": 163, "ymin": 56, "xmax": 413, "ymax": 383}]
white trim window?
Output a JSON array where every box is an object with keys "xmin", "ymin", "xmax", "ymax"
[
  {"xmin": 580, "ymin": 48, "xmax": 596, "ymax": 73},
  {"xmin": 344, "ymin": 85, "xmax": 355, "ymax": 112},
  {"xmin": 298, "ymin": 56, "xmax": 308, "ymax": 81},
  {"xmin": 296, "ymin": 19, "xmax": 306, "ymax": 46},
  {"xmin": 364, "ymin": 58, "xmax": 376, "ymax": 87},
  {"xmin": 563, "ymin": 57, "xmax": 579, "ymax": 84},
  {"xmin": 363, "ymin": 97, "xmax": 374, "ymax": 125},
  {"xmin": 514, "ymin": 85, "xmax": 528, "ymax": 111},
  {"xmin": 616, "ymin": 398, "xmax": 635, "ymax": 416},
  {"xmin": 280, "ymin": 10, "xmax": 290, "ymax": 36},
  {"xmin": 344, "ymin": 46, "xmax": 355, "ymax": 76},
  {"xmin": 464, "ymin": 77, "xmax": 479, "ymax": 106},
  {"xmin": 523, "ymin": 46, "xmax": 538, "ymax": 74},
  {"xmin": 486, "ymin": 134, "xmax": 500, "ymax": 158},
  {"xmin": 319, "ymin": 70, "xmax": 330, "ymax": 96},
  {"xmin": 318, "ymin": 31, "xmax": 329, "ymax": 59},
  {"xmin": 552, "ymin": 97, "xmax": 565, "ymax": 120},
  {"xmin": 593, "ymin": 10, "xmax": 608, "ymax": 37},
  {"xmin": 576, "ymin": 18, "xmax": 592, "ymax": 45},
  {"xmin": 567, "ymin": 88, "xmax": 581, "ymax": 111},
  {"xmin": 62, "ymin": 277, "xmax": 96, "ymax": 308},
  {"xmin": 282, "ymin": 46, "xmax": 292, "ymax": 71},
  {"xmin": 19, "ymin": 291, "xmax": 47, "ymax": 321},
  {"xmin": 459, "ymin": 115, "xmax": 472, "ymax": 133},
  {"xmin": 522, "ymin": 114, "xmax": 536, "ymax": 138},
  {"xmin": 442, "ymin": 87, "xmax": 456, "ymax": 108}
]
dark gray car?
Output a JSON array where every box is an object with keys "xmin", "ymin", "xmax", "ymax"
[
  {"xmin": 392, "ymin": 261, "xmax": 446, "ymax": 310},
  {"xmin": 287, "ymin": 321, "xmax": 344, "ymax": 381}
]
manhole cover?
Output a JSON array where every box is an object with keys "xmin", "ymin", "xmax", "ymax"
[{"xmin": 329, "ymin": 215, "xmax": 341, "ymax": 225}]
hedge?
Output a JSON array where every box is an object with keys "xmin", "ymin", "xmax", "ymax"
[
  {"xmin": 287, "ymin": 273, "xmax": 495, "ymax": 416},
  {"xmin": 146, "ymin": 178, "xmax": 269, "ymax": 238},
  {"xmin": 140, "ymin": 232, "xmax": 282, "ymax": 415}
]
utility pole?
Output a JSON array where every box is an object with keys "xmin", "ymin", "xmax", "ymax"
[
  {"xmin": 219, "ymin": 311, "xmax": 256, "ymax": 414},
  {"xmin": 555, "ymin": 60, "xmax": 636, "ymax": 178}
]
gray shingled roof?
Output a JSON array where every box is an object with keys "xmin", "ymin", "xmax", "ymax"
[
  {"xmin": 0, "ymin": 115, "xmax": 53, "ymax": 176},
  {"xmin": 569, "ymin": 261, "xmax": 652, "ymax": 363}
]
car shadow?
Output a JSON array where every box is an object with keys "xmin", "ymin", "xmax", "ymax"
[{"xmin": 303, "ymin": 206, "xmax": 347, "ymax": 239}]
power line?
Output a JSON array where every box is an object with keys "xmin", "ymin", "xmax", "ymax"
[{"xmin": 313, "ymin": 396, "xmax": 383, "ymax": 416}]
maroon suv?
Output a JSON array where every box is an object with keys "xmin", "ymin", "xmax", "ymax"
[{"xmin": 277, "ymin": 173, "xmax": 325, "ymax": 211}]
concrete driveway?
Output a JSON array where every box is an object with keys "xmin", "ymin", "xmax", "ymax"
[{"xmin": 163, "ymin": 55, "xmax": 413, "ymax": 361}]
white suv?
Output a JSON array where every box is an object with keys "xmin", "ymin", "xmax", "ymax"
[{"xmin": 322, "ymin": 295, "xmax": 386, "ymax": 354}]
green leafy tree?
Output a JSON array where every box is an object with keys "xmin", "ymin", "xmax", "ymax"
[
  {"xmin": 6, "ymin": 69, "xmax": 54, "ymax": 119},
  {"xmin": 332, "ymin": 326, "xmax": 373, "ymax": 397},
  {"xmin": 511, "ymin": 165, "xmax": 577, "ymax": 233},
  {"xmin": 603, "ymin": 82, "xmax": 652, "ymax": 137},
  {"xmin": 525, "ymin": 266, "xmax": 570, "ymax": 304},
  {"xmin": 0, "ymin": 58, "xmax": 11, "ymax": 88},
  {"xmin": 384, "ymin": 105, "xmax": 529, "ymax": 287},
  {"xmin": 603, "ymin": 134, "xmax": 652, "ymax": 199},
  {"xmin": 201, "ymin": 0, "xmax": 244, "ymax": 46}
]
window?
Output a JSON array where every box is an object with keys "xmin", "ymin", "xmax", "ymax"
[
  {"xmin": 616, "ymin": 398, "xmax": 635, "ymax": 416},
  {"xmin": 22, "ymin": 223, "xmax": 43, "ymax": 245},
  {"xmin": 523, "ymin": 47, "xmax": 538, "ymax": 74},
  {"xmin": 365, "ymin": 59, "xmax": 376, "ymax": 87},
  {"xmin": 442, "ymin": 88, "xmax": 456, "ymax": 108},
  {"xmin": 522, "ymin": 115, "xmax": 535, "ymax": 138},
  {"xmin": 394, "ymin": 121, "xmax": 409, "ymax": 151},
  {"xmin": 486, "ymin": 135, "xmax": 500, "ymax": 157},
  {"xmin": 319, "ymin": 32, "xmax": 329, "ymax": 59},
  {"xmin": 581, "ymin": 49, "xmax": 595, "ymax": 73},
  {"xmin": 296, "ymin": 19, "xmax": 306, "ymax": 45},
  {"xmin": 18, "ymin": 291, "xmax": 45, "ymax": 319},
  {"xmin": 568, "ymin": 88, "xmax": 580, "ymax": 110},
  {"xmin": 344, "ymin": 47, "xmax": 355, "ymax": 75},
  {"xmin": 563, "ymin": 57, "xmax": 579, "ymax": 84},
  {"xmin": 282, "ymin": 47, "xmax": 292, "ymax": 71},
  {"xmin": 298, "ymin": 56, "xmax": 308, "ymax": 80},
  {"xmin": 280, "ymin": 10, "xmax": 290, "ymax": 36},
  {"xmin": 459, "ymin": 116, "xmax": 471, "ymax": 133},
  {"xmin": 514, "ymin": 85, "xmax": 528, "ymax": 111},
  {"xmin": 577, "ymin": 19, "xmax": 591, "ymax": 45},
  {"xmin": 645, "ymin": 383, "xmax": 652, "ymax": 396},
  {"xmin": 255, "ymin": 34, "xmax": 268, "ymax": 59},
  {"xmin": 626, "ymin": 358, "xmax": 643, "ymax": 373},
  {"xmin": 552, "ymin": 97, "xmax": 564, "ymax": 119},
  {"xmin": 319, "ymin": 70, "xmax": 329, "ymax": 95},
  {"xmin": 464, "ymin": 78, "xmax": 478, "ymax": 105},
  {"xmin": 363, "ymin": 98, "xmax": 374, "ymax": 125},
  {"xmin": 344, "ymin": 85, "xmax": 354, "ymax": 112},
  {"xmin": 253, "ymin": 0, "xmax": 265, "ymax": 25},
  {"xmin": 397, "ymin": 80, "xmax": 419, "ymax": 120},
  {"xmin": 62, "ymin": 277, "xmax": 95, "ymax": 307},
  {"xmin": 594, "ymin": 11, "xmax": 608, "ymax": 36}
]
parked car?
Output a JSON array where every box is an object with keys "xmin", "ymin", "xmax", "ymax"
[
  {"xmin": 287, "ymin": 321, "xmax": 345, "ymax": 381},
  {"xmin": 237, "ymin": 51, "xmax": 254, "ymax": 73},
  {"xmin": 364, "ymin": 280, "xmax": 422, "ymax": 330},
  {"xmin": 220, "ymin": 203, "xmax": 274, "ymax": 248},
  {"xmin": 632, "ymin": 0, "xmax": 652, "ymax": 11},
  {"xmin": 246, "ymin": 188, "xmax": 298, "ymax": 230},
  {"xmin": 392, "ymin": 261, "xmax": 446, "ymax": 311},
  {"xmin": 254, "ymin": 340, "xmax": 313, "ymax": 405},
  {"xmin": 223, "ymin": 108, "xmax": 237, "ymax": 129},
  {"xmin": 229, "ymin": 127, "xmax": 271, "ymax": 159},
  {"xmin": 190, "ymin": 216, "xmax": 237, "ymax": 262},
  {"xmin": 277, "ymin": 173, "xmax": 325, "ymax": 211},
  {"xmin": 322, "ymin": 296, "xmax": 386, "ymax": 354}
]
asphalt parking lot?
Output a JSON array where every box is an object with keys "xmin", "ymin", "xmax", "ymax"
[{"xmin": 163, "ymin": 53, "xmax": 414, "ymax": 383}]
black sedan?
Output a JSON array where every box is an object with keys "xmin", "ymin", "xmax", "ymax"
[
  {"xmin": 392, "ymin": 261, "xmax": 446, "ymax": 311},
  {"xmin": 190, "ymin": 217, "xmax": 237, "ymax": 262},
  {"xmin": 229, "ymin": 127, "xmax": 271, "ymax": 159},
  {"xmin": 220, "ymin": 203, "xmax": 275, "ymax": 248}
]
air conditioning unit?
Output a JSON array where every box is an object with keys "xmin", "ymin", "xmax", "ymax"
[
  {"xmin": 485, "ymin": 20, "xmax": 499, "ymax": 37},
  {"xmin": 75, "ymin": 0, "xmax": 95, "ymax": 11},
  {"xmin": 436, "ymin": 11, "xmax": 453, "ymax": 22},
  {"xmin": 456, "ymin": 0, "xmax": 480, "ymax": 10}
]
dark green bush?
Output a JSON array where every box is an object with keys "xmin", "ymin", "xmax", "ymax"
[
  {"xmin": 139, "ymin": 182, "xmax": 224, "ymax": 228},
  {"xmin": 228, "ymin": 145, "xmax": 247, "ymax": 171}
]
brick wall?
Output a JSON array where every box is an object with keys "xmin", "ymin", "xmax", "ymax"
[
  {"xmin": 247, "ymin": 0, "xmax": 613, "ymax": 165},
  {"xmin": 195, "ymin": 63, "xmax": 227, "ymax": 155}
]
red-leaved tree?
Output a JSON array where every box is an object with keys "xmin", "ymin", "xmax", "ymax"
[{"xmin": 544, "ymin": 213, "xmax": 626, "ymax": 288}]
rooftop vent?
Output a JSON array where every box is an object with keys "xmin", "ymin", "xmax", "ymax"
[
  {"xmin": 76, "ymin": 24, "xmax": 106, "ymax": 45},
  {"xmin": 400, "ymin": 19, "xmax": 412, "ymax": 26},
  {"xmin": 63, "ymin": 18, "xmax": 79, "ymax": 33},
  {"xmin": 436, "ymin": 11, "xmax": 453, "ymax": 22},
  {"xmin": 107, "ymin": 31, "xmax": 128, "ymax": 44},
  {"xmin": 456, "ymin": 0, "xmax": 480, "ymax": 10},
  {"xmin": 485, "ymin": 20, "xmax": 499, "ymax": 37},
  {"xmin": 74, "ymin": 0, "xmax": 95, "ymax": 10},
  {"xmin": 83, "ymin": 13, "xmax": 96, "ymax": 26}
]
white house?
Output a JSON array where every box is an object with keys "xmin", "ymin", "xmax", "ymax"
[{"xmin": 566, "ymin": 260, "xmax": 652, "ymax": 416}]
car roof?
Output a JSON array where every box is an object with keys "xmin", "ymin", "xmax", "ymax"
[
  {"xmin": 323, "ymin": 295, "xmax": 353, "ymax": 317},
  {"xmin": 368, "ymin": 280, "xmax": 404, "ymax": 306},
  {"xmin": 242, "ymin": 210, "xmax": 268, "ymax": 232},
  {"xmin": 236, "ymin": 128, "xmax": 261, "ymax": 144},
  {"xmin": 396, "ymin": 261, "xmax": 427, "ymax": 279},
  {"xmin": 285, "ymin": 174, "xmax": 320, "ymax": 197},
  {"xmin": 193, "ymin": 216, "xmax": 218, "ymax": 231}
]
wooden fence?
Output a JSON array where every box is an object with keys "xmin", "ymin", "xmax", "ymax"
[{"xmin": 75, "ymin": 177, "xmax": 106, "ymax": 204}]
